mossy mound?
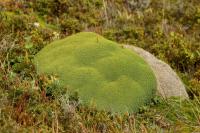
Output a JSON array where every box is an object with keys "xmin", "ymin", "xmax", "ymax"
[{"xmin": 34, "ymin": 32, "xmax": 156, "ymax": 113}]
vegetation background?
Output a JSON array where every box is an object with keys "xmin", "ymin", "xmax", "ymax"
[{"xmin": 0, "ymin": 0, "xmax": 200, "ymax": 132}]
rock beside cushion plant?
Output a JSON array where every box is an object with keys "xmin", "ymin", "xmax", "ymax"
[
  {"xmin": 34, "ymin": 32, "xmax": 157, "ymax": 113},
  {"xmin": 125, "ymin": 45, "xmax": 188, "ymax": 99}
]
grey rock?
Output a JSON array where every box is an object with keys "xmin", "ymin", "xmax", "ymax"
[{"xmin": 125, "ymin": 45, "xmax": 188, "ymax": 99}]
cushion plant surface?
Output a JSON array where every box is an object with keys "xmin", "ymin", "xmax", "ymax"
[{"xmin": 34, "ymin": 32, "xmax": 157, "ymax": 113}]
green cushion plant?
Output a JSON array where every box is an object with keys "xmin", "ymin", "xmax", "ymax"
[{"xmin": 34, "ymin": 32, "xmax": 157, "ymax": 113}]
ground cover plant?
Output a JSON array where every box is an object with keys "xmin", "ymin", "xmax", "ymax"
[
  {"xmin": 34, "ymin": 32, "xmax": 157, "ymax": 113},
  {"xmin": 0, "ymin": 0, "xmax": 200, "ymax": 132}
]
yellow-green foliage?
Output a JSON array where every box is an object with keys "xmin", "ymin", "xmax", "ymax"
[{"xmin": 34, "ymin": 32, "xmax": 156, "ymax": 113}]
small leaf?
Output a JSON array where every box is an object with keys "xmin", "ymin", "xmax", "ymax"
[
  {"xmin": 24, "ymin": 36, "xmax": 32, "ymax": 42},
  {"xmin": 25, "ymin": 43, "xmax": 33, "ymax": 49}
]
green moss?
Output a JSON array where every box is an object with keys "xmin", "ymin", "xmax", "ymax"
[{"xmin": 34, "ymin": 32, "xmax": 156, "ymax": 113}]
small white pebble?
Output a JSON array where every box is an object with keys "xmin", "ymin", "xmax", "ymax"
[{"xmin": 33, "ymin": 22, "xmax": 40, "ymax": 27}]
